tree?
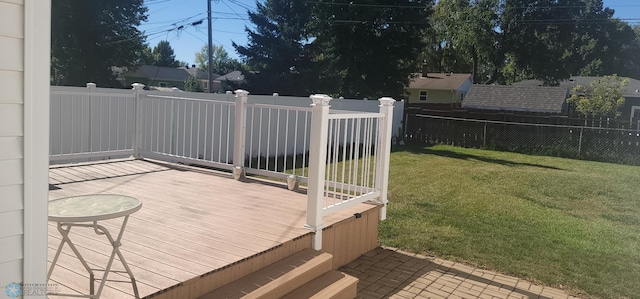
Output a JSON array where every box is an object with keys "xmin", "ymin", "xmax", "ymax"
[
  {"xmin": 51, "ymin": 0, "xmax": 147, "ymax": 86},
  {"xmin": 195, "ymin": 44, "xmax": 241, "ymax": 75},
  {"xmin": 138, "ymin": 45, "xmax": 156, "ymax": 66},
  {"xmin": 313, "ymin": 0, "xmax": 433, "ymax": 99},
  {"xmin": 500, "ymin": 0, "xmax": 639, "ymax": 85},
  {"xmin": 184, "ymin": 76, "xmax": 203, "ymax": 92},
  {"xmin": 567, "ymin": 75, "xmax": 628, "ymax": 118},
  {"xmin": 152, "ymin": 40, "xmax": 180, "ymax": 67},
  {"xmin": 233, "ymin": 0, "xmax": 320, "ymax": 96},
  {"xmin": 433, "ymin": 0, "xmax": 500, "ymax": 83}
]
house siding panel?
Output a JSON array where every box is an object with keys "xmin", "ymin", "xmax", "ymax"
[
  {"xmin": 0, "ymin": 235, "xmax": 23, "ymax": 264},
  {"xmin": 0, "ymin": 260, "xmax": 23, "ymax": 287},
  {"xmin": 0, "ymin": 137, "xmax": 23, "ymax": 161},
  {"xmin": 0, "ymin": 2, "xmax": 24, "ymax": 38},
  {"xmin": 0, "ymin": 210, "xmax": 23, "ymax": 238},
  {"xmin": 0, "ymin": 160, "xmax": 23, "ymax": 188},
  {"xmin": 0, "ymin": 0, "xmax": 25, "ymax": 292},
  {"xmin": 0, "ymin": 104, "xmax": 23, "ymax": 136},
  {"xmin": 0, "ymin": 185, "xmax": 24, "ymax": 213},
  {"xmin": 0, "ymin": 70, "xmax": 23, "ymax": 103},
  {"xmin": 0, "ymin": 36, "xmax": 24, "ymax": 71}
]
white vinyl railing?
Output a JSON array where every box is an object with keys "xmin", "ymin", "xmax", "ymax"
[
  {"xmin": 50, "ymin": 84, "xmax": 135, "ymax": 163},
  {"xmin": 244, "ymin": 103, "xmax": 313, "ymax": 181},
  {"xmin": 137, "ymin": 93, "xmax": 236, "ymax": 171},
  {"xmin": 305, "ymin": 95, "xmax": 394, "ymax": 249},
  {"xmin": 322, "ymin": 112, "xmax": 383, "ymax": 214},
  {"xmin": 49, "ymin": 84, "xmax": 396, "ymax": 251}
]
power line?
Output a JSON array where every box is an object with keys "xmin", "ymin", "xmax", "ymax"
[{"xmin": 221, "ymin": 0, "xmax": 252, "ymax": 27}]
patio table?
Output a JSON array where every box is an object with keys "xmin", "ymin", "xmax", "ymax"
[{"xmin": 47, "ymin": 194, "xmax": 142, "ymax": 299}]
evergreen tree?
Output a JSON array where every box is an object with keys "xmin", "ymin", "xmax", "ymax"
[
  {"xmin": 51, "ymin": 0, "xmax": 147, "ymax": 86},
  {"xmin": 313, "ymin": 0, "xmax": 433, "ymax": 99},
  {"xmin": 152, "ymin": 40, "xmax": 180, "ymax": 67},
  {"xmin": 233, "ymin": 0, "xmax": 318, "ymax": 96}
]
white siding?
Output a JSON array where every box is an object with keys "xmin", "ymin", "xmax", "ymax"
[
  {"xmin": 1, "ymin": 0, "xmax": 50, "ymax": 295},
  {"xmin": 0, "ymin": 0, "xmax": 25, "ymax": 293}
]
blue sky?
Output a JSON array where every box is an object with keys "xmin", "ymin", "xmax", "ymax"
[{"xmin": 141, "ymin": 0, "xmax": 640, "ymax": 65}]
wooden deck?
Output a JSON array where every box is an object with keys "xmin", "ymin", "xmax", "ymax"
[{"xmin": 47, "ymin": 159, "xmax": 379, "ymax": 299}]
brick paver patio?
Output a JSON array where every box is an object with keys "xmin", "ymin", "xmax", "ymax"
[{"xmin": 340, "ymin": 247, "xmax": 582, "ymax": 299}]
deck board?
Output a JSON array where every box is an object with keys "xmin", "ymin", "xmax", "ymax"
[{"xmin": 48, "ymin": 159, "xmax": 377, "ymax": 298}]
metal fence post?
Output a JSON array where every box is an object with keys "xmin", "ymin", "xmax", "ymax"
[
  {"xmin": 305, "ymin": 94, "xmax": 332, "ymax": 250},
  {"xmin": 233, "ymin": 89, "xmax": 249, "ymax": 180},
  {"xmin": 131, "ymin": 83, "xmax": 145, "ymax": 159},
  {"xmin": 375, "ymin": 97, "xmax": 396, "ymax": 221},
  {"xmin": 578, "ymin": 126, "xmax": 584, "ymax": 159},
  {"xmin": 483, "ymin": 121, "xmax": 487, "ymax": 148}
]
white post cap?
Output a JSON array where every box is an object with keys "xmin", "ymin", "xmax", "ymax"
[
  {"xmin": 310, "ymin": 94, "xmax": 332, "ymax": 106},
  {"xmin": 234, "ymin": 89, "xmax": 249, "ymax": 96},
  {"xmin": 378, "ymin": 97, "xmax": 396, "ymax": 106},
  {"xmin": 131, "ymin": 83, "xmax": 145, "ymax": 90}
]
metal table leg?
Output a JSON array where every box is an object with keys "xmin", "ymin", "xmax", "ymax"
[{"xmin": 48, "ymin": 216, "xmax": 140, "ymax": 299}]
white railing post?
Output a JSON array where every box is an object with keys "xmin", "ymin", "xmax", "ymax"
[
  {"xmin": 86, "ymin": 83, "xmax": 96, "ymax": 154},
  {"xmin": 376, "ymin": 97, "xmax": 396, "ymax": 221},
  {"xmin": 233, "ymin": 89, "xmax": 249, "ymax": 180},
  {"xmin": 132, "ymin": 83, "xmax": 145, "ymax": 159},
  {"xmin": 305, "ymin": 94, "xmax": 332, "ymax": 250}
]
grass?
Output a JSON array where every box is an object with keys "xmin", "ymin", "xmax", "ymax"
[{"xmin": 380, "ymin": 144, "xmax": 640, "ymax": 298}]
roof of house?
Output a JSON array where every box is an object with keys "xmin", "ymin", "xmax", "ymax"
[
  {"xmin": 126, "ymin": 65, "xmax": 219, "ymax": 82},
  {"xmin": 462, "ymin": 85, "xmax": 569, "ymax": 113},
  {"xmin": 513, "ymin": 76, "xmax": 640, "ymax": 97},
  {"xmin": 127, "ymin": 65, "xmax": 191, "ymax": 82},
  {"xmin": 408, "ymin": 73, "xmax": 472, "ymax": 91},
  {"xmin": 182, "ymin": 67, "xmax": 216, "ymax": 80},
  {"xmin": 216, "ymin": 70, "xmax": 244, "ymax": 82}
]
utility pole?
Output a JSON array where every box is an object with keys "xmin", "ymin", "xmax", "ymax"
[{"xmin": 207, "ymin": 0, "xmax": 214, "ymax": 93}]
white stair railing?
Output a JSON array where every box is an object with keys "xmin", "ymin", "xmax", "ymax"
[{"xmin": 305, "ymin": 95, "xmax": 395, "ymax": 250}]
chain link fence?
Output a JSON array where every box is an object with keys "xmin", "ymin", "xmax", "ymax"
[{"xmin": 405, "ymin": 114, "xmax": 640, "ymax": 165}]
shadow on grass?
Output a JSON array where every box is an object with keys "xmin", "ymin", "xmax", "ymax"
[{"xmin": 394, "ymin": 144, "xmax": 564, "ymax": 171}]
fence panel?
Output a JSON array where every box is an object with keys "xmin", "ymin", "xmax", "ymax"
[
  {"xmin": 138, "ymin": 95, "xmax": 236, "ymax": 170},
  {"xmin": 50, "ymin": 89, "xmax": 135, "ymax": 164},
  {"xmin": 321, "ymin": 113, "xmax": 383, "ymax": 215},
  {"xmin": 405, "ymin": 113, "xmax": 640, "ymax": 165}
]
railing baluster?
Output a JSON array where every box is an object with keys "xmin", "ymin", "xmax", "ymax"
[
  {"xmin": 248, "ymin": 106, "xmax": 254, "ymax": 169},
  {"xmin": 203, "ymin": 102, "xmax": 209, "ymax": 160}
]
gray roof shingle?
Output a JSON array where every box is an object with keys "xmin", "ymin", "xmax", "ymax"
[
  {"xmin": 462, "ymin": 85, "xmax": 569, "ymax": 113},
  {"xmin": 513, "ymin": 76, "xmax": 640, "ymax": 97}
]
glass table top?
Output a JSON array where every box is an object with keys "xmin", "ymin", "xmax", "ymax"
[{"xmin": 48, "ymin": 194, "xmax": 142, "ymax": 222}]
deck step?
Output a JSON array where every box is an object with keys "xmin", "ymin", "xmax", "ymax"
[
  {"xmin": 198, "ymin": 248, "xmax": 333, "ymax": 299},
  {"xmin": 282, "ymin": 270, "xmax": 359, "ymax": 299}
]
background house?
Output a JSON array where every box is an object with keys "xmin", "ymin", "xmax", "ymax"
[
  {"xmin": 513, "ymin": 76, "xmax": 640, "ymax": 122},
  {"xmin": 405, "ymin": 67, "xmax": 472, "ymax": 105},
  {"xmin": 119, "ymin": 65, "xmax": 229, "ymax": 92},
  {"xmin": 215, "ymin": 70, "xmax": 245, "ymax": 92},
  {"xmin": 462, "ymin": 85, "xmax": 569, "ymax": 114}
]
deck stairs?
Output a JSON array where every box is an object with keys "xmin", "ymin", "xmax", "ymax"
[{"xmin": 197, "ymin": 248, "xmax": 358, "ymax": 299}]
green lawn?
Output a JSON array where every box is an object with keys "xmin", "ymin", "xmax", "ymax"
[{"xmin": 380, "ymin": 144, "xmax": 640, "ymax": 298}]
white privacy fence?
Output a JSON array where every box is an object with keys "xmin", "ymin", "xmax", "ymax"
[{"xmin": 49, "ymin": 84, "xmax": 398, "ymax": 250}]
